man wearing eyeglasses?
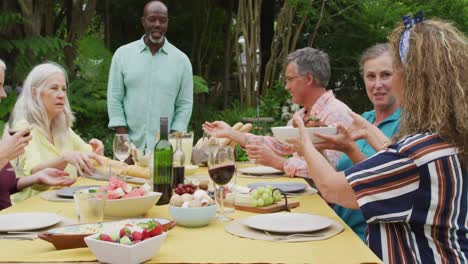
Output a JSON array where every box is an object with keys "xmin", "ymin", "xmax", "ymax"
[
  {"xmin": 276, "ymin": 47, "xmax": 353, "ymax": 176},
  {"xmin": 204, "ymin": 47, "xmax": 352, "ymax": 178}
]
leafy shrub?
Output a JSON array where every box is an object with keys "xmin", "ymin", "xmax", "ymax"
[{"xmin": 69, "ymin": 36, "xmax": 114, "ymax": 156}]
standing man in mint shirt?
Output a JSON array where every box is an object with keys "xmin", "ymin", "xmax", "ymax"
[{"xmin": 107, "ymin": 0, "xmax": 193, "ymax": 151}]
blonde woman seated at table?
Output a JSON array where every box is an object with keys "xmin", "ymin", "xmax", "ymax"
[
  {"xmin": 0, "ymin": 58, "xmax": 75, "ymax": 210},
  {"xmin": 10, "ymin": 62, "xmax": 104, "ymax": 203},
  {"xmin": 288, "ymin": 16, "xmax": 467, "ymax": 263},
  {"xmin": 314, "ymin": 43, "xmax": 401, "ymax": 242}
]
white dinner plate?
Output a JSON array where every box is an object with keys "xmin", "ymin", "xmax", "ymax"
[
  {"xmin": 56, "ymin": 185, "xmax": 101, "ymax": 198},
  {"xmin": 242, "ymin": 213, "xmax": 333, "ymax": 233},
  {"xmin": 0, "ymin": 212, "xmax": 63, "ymax": 232},
  {"xmin": 238, "ymin": 166, "xmax": 284, "ymax": 176}
]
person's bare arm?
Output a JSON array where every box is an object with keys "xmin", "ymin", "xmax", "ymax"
[
  {"xmin": 17, "ymin": 168, "xmax": 74, "ymax": 190},
  {"xmin": 288, "ymin": 114, "xmax": 359, "ymax": 209},
  {"xmin": 31, "ymin": 152, "xmax": 104, "ymax": 176}
]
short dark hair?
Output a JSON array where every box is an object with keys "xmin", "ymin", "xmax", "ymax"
[{"xmin": 143, "ymin": 1, "xmax": 168, "ymax": 16}]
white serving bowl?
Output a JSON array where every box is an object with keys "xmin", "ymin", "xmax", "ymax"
[
  {"xmin": 168, "ymin": 205, "xmax": 217, "ymax": 227},
  {"xmin": 104, "ymin": 192, "xmax": 161, "ymax": 218},
  {"xmin": 84, "ymin": 231, "xmax": 167, "ymax": 264},
  {"xmin": 271, "ymin": 126, "xmax": 337, "ymax": 144}
]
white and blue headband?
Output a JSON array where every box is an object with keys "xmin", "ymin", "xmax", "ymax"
[{"xmin": 399, "ymin": 11, "xmax": 424, "ymax": 64}]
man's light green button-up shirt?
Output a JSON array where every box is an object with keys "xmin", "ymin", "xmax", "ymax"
[{"xmin": 107, "ymin": 37, "xmax": 193, "ymax": 150}]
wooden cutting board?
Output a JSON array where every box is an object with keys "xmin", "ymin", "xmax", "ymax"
[{"xmin": 234, "ymin": 200, "xmax": 300, "ymax": 214}]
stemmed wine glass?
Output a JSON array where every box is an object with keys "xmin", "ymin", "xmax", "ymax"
[
  {"xmin": 208, "ymin": 141, "xmax": 236, "ymax": 222},
  {"xmin": 7, "ymin": 115, "xmax": 26, "ymax": 174},
  {"xmin": 113, "ymin": 134, "xmax": 130, "ymax": 179}
]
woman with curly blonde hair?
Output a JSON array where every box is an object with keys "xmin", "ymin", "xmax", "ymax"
[
  {"xmin": 389, "ymin": 19, "xmax": 468, "ymax": 159},
  {"xmin": 289, "ymin": 15, "xmax": 467, "ymax": 263}
]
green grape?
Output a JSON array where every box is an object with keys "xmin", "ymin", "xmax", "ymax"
[
  {"xmin": 251, "ymin": 199, "xmax": 258, "ymax": 207},
  {"xmin": 273, "ymin": 192, "xmax": 282, "ymax": 202},
  {"xmin": 256, "ymin": 187, "xmax": 265, "ymax": 195},
  {"xmin": 262, "ymin": 192, "xmax": 270, "ymax": 200},
  {"xmin": 251, "ymin": 190, "xmax": 259, "ymax": 199},
  {"xmin": 264, "ymin": 196, "xmax": 273, "ymax": 206},
  {"xmin": 257, "ymin": 197, "xmax": 265, "ymax": 207}
]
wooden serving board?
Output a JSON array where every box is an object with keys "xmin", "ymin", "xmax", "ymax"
[{"xmin": 234, "ymin": 200, "xmax": 300, "ymax": 214}]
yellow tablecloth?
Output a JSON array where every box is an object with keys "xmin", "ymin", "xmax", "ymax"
[{"xmin": 0, "ymin": 166, "xmax": 382, "ymax": 263}]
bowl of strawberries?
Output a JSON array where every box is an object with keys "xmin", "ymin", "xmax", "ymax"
[{"xmin": 84, "ymin": 219, "xmax": 166, "ymax": 264}]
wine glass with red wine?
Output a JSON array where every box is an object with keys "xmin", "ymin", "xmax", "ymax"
[
  {"xmin": 208, "ymin": 143, "xmax": 235, "ymax": 222},
  {"xmin": 7, "ymin": 115, "xmax": 27, "ymax": 174}
]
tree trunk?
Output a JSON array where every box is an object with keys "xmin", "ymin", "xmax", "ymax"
[
  {"xmin": 235, "ymin": 0, "xmax": 262, "ymax": 107},
  {"xmin": 104, "ymin": 0, "xmax": 111, "ymax": 49},
  {"xmin": 259, "ymin": 0, "xmax": 274, "ymax": 96},
  {"xmin": 64, "ymin": 0, "xmax": 97, "ymax": 77},
  {"xmin": 222, "ymin": 0, "xmax": 233, "ymax": 108}
]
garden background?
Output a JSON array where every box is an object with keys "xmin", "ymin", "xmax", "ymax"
[{"xmin": 1, "ymin": 0, "xmax": 466, "ymax": 159}]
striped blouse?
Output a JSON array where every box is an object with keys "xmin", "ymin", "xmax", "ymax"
[{"xmin": 345, "ymin": 133, "xmax": 467, "ymax": 263}]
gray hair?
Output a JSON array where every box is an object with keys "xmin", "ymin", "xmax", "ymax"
[
  {"xmin": 359, "ymin": 43, "xmax": 391, "ymax": 75},
  {"xmin": 0, "ymin": 58, "xmax": 6, "ymax": 72},
  {"xmin": 286, "ymin": 47, "xmax": 331, "ymax": 88},
  {"xmin": 12, "ymin": 62, "xmax": 74, "ymax": 144}
]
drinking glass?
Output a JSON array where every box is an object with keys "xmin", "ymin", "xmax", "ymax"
[
  {"xmin": 245, "ymin": 135, "xmax": 264, "ymax": 163},
  {"xmin": 208, "ymin": 143, "xmax": 236, "ymax": 222},
  {"xmin": 113, "ymin": 134, "xmax": 130, "ymax": 180},
  {"xmin": 7, "ymin": 115, "xmax": 26, "ymax": 175},
  {"xmin": 73, "ymin": 190, "xmax": 107, "ymax": 223}
]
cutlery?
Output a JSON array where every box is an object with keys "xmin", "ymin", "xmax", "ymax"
[
  {"xmin": 264, "ymin": 231, "xmax": 324, "ymax": 241},
  {"xmin": 0, "ymin": 231, "xmax": 38, "ymax": 234},
  {"xmin": 0, "ymin": 235, "xmax": 36, "ymax": 240}
]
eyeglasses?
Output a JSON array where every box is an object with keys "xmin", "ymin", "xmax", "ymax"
[{"xmin": 285, "ymin": 75, "xmax": 305, "ymax": 83}]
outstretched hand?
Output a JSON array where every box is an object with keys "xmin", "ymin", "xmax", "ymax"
[
  {"xmin": 35, "ymin": 168, "xmax": 75, "ymax": 186},
  {"xmin": 286, "ymin": 113, "xmax": 314, "ymax": 156},
  {"xmin": 347, "ymin": 111, "xmax": 371, "ymax": 140},
  {"xmin": 313, "ymin": 123, "xmax": 356, "ymax": 152},
  {"xmin": 202, "ymin": 121, "xmax": 233, "ymax": 138}
]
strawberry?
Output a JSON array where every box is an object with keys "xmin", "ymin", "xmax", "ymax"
[
  {"xmin": 132, "ymin": 231, "xmax": 142, "ymax": 241},
  {"xmin": 141, "ymin": 228, "xmax": 150, "ymax": 240},
  {"xmin": 119, "ymin": 227, "xmax": 131, "ymax": 238},
  {"xmin": 149, "ymin": 224, "xmax": 163, "ymax": 237},
  {"xmin": 99, "ymin": 234, "xmax": 113, "ymax": 242}
]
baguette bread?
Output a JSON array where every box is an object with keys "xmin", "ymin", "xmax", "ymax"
[
  {"xmin": 229, "ymin": 123, "xmax": 253, "ymax": 147},
  {"xmin": 124, "ymin": 165, "xmax": 150, "ymax": 179},
  {"xmin": 219, "ymin": 122, "xmax": 243, "ymax": 147},
  {"xmin": 91, "ymin": 156, "xmax": 150, "ymax": 179}
]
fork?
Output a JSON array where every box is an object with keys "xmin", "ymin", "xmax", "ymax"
[
  {"xmin": 264, "ymin": 231, "xmax": 324, "ymax": 241},
  {"xmin": 0, "ymin": 235, "xmax": 36, "ymax": 240}
]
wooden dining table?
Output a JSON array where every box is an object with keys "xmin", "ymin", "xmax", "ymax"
[{"xmin": 0, "ymin": 164, "xmax": 382, "ymax": 263}]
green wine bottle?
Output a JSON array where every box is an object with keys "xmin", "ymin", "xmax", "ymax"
[{"xmin": 153, "ymin": 117, "xmax": 173, "ymax": 205}]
